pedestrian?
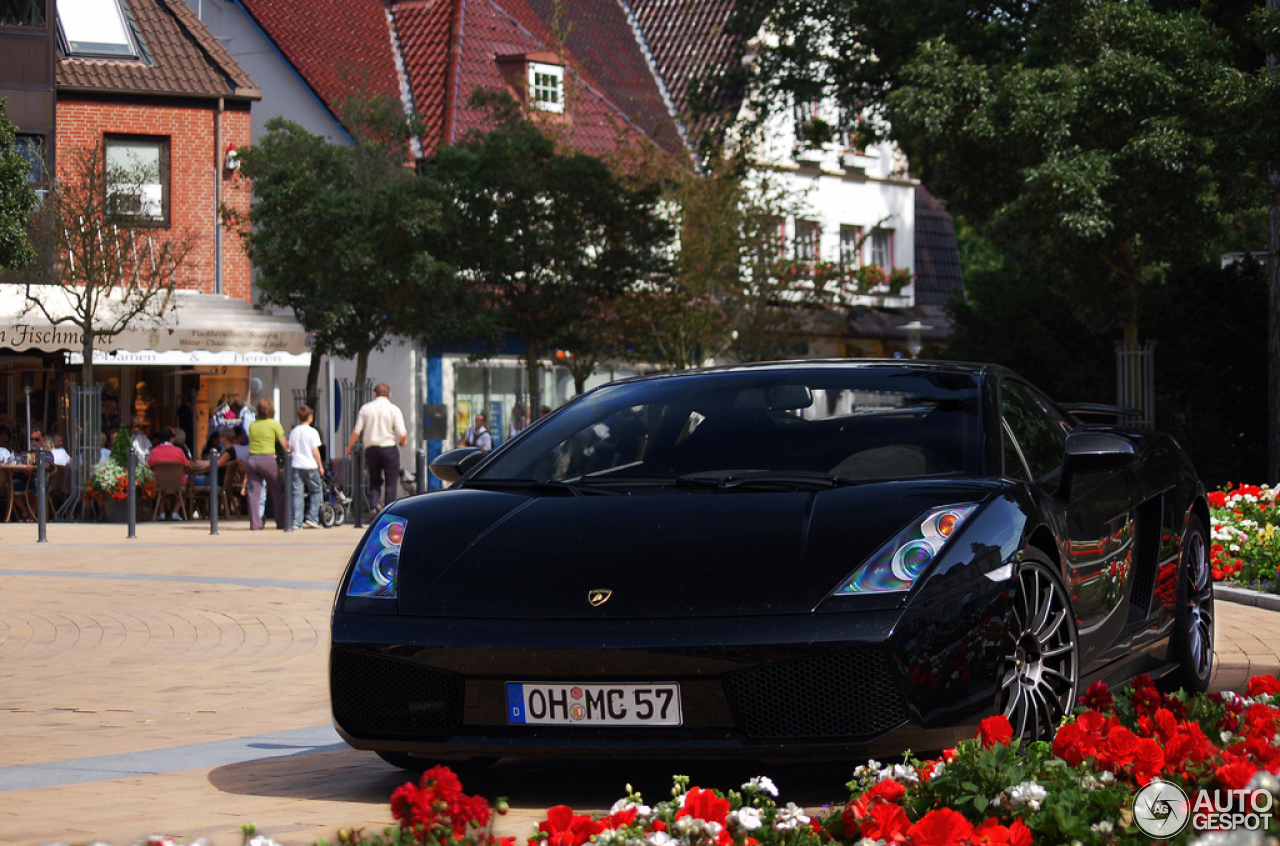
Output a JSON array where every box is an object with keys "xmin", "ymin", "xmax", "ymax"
[
  {"xmin": 289, "ymin": 404, "xmax": 324, "ymax": 529},
  {"xmin": 345, "ymin": 382, "xmax": 408, "ymax": 515},
  {"xmin": 461, "ymin": 412, "xmax": 493, "ymax": 452},
  {"xmin": 508, "ymin": 403, "xmax": 529, "ymax": 440},
  {"xmin": 244, "ymin": 397, "xmax": 289, "ymax": 530}
]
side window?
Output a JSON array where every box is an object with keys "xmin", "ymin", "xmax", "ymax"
[
  {"xmin": 1002, "ymin": 421, "xmax": 1030, "ymax": 481},
  {"xmin": 1002, "ymin": 381, "xmax": 1070, "ymax": 483}
]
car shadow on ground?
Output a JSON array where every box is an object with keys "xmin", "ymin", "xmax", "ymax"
[{"xmin": 207, "ymin": 747, "xmax": 862, "ymax": 813}]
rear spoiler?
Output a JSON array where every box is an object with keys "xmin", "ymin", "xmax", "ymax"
[{"xmin": 1061, "ymin": 403, "xmax": 1143, "ymax": 420}]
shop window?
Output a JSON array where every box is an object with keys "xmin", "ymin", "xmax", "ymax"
[
  {"xmin": 105, "ymin": 134, "xmax": 168, "ymax": 224},
  {"xmin": 57, "ymin": 0, "xmax": 139, "ymax": 57}
]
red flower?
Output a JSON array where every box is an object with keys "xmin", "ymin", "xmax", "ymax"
[
  {"xmin": 1132, "ymin": 737, "xmax": 1166, "ymax": 786},
  {"xmin": 868, "ymin": 779, "xmax": 907, "ymax": 804},
  {"xmin": 601, "ymin": 807, "xmax": 638, "ymax": 830},
  {"xmin": 860, "ymin": 803, "xmax": 911, "ymax": 843},
  {"xmin": 1098, "ymin": 725, "xmax": 1140, "ymax": 771},
  {"xmin": 1216, "ymin": 758, "xmax": 1260, "ymax": 791},
  {"xmin": 1078, "ymin": 680, "xmax": 1114, "ymax": 712},
  {"xmin": 677, "ymin": 787, "xmax": 730, "ymax": 826},
  {"xmin": 977, "ymin": 715, "xmax": 1014, "ymax": 747},
  {"xmin": 1008, "ymin": 819, "xmax": 1035, "ymax": 846},
  {"xmin": 907, "ymin": 807, "xmax": 974, "ymax": 846},
  {"xmin": 421, "ymin": 765, "xmax": 464, "ymax": 805},
  {"xmin": 1246, "ymin": 674, "xmax": 1280, "ymax": 697},
  {"xmin": 391, "ymin": 783, "xmax": 435, "ymax": 828},
  {"xmin": 972, "ymin": 818, "xmax": 1011, "ymax": 846},
  {"xmin": 1208, "ymin": 491, "xmax": 1228, "ymax": 508},
  {"xmin": 537, "ymin": 806, "xmax": 606, "ymax": 846}
]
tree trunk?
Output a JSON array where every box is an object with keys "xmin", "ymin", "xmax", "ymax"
[
  {"xmin": 525, "ymin": 347, "xmax": 542, "ymax": 420},
  {"xmin": 355, "ymin": 348, "xmax": 370, "ymax": 386},
  {"xmin": 305, "ymin": 349, "xmax": 322, "ymax": 406},
  {"xmin": 80, "ymin": 328, "xmax": 95, "ymax": 386}
]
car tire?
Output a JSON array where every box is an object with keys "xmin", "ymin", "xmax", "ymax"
[
  {"xmin": 319, "ymin": 504, "xmax": 336, "ymax": 528},
  {"xmin": 1001, "ymin": 549, "xmax": 1079, "ymax": 742},
  {"xmin": 1168, "ymin": 514, "xmax": 1214, "ymax": 693}
]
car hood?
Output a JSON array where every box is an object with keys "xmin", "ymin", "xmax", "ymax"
[{"xmin": 392, "ymin": 481, "xmax": 1002, "ymax": 619}]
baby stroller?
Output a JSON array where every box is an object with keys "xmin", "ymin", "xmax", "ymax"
[{"xmin": 319, "ymin": 466, "xmax": 351, "ymax": 527}]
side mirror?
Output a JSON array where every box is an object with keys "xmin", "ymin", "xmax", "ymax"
[
  {"xmin": 429, "ymin": 447, "xmax": 484, "ymax": 484},
  {"xmin": 1058, "ymin": 431, "xmax": 1137, "ymax": 498}
]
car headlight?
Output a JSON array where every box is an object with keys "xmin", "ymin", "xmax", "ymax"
[
  {"xmin": 347, "ymin": 514, "xmax": 407, "ymax": 598},
  {"xmin": 835, "ymin": 504, "xmax": 978, "ymax": 594}
]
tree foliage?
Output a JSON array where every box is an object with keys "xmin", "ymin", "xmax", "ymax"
[
  {"xmin": 429, "ymin": 92, "xmax": 672, "ymax": 412},
  {"xmin": 0, "ymin": 98, "xmax": 36, "ymax": 270},
  {"xmin": 226, "ymin": 106, "xmax": 491, "ymax": 395},
  {"xmin": 21, "ymin": 142, "xmax": 196, "ymax": 384}
]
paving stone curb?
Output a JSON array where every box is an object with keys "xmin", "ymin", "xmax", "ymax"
[{"xmin": 1215, "ymin": 583, "xmax": 1280, "ymax": 612}]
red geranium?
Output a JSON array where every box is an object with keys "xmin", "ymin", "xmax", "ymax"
[
  {"xmin": 907, "ymin": 807, "xmax": 974, "ymax": 846},
  {"xmin": 860, "ymin": 802, "xmax": 911, "ymax": 843},
  {"xmin": 677, "ymin": 786, "xmax": 731, "ymax": 826},
  {"xmin": 977, "ymin": 715, "xmax": 1014, "ymax": 747},
  {"xmin": 536, "ymin": 805, "xmax": 606, "ymax": 846},
  {"xmin": 1246, "ymin": 674, "xmax": 1280, "ymax": 697}
]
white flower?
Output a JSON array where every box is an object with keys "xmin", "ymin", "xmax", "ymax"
[
  {"xmin": 883, "ymin": 763, "xmax": 919, "ymax": 785},
  {"xmin": 1091, "ymin": 821, "xmax": 1114, "ymax": 835},
  {"xmin": 773, "ymin": 803, "xmax": 811, "ymax": 831},
  {"xmin": 1009, "ymin": 780, "xmax": 1047, "ymax": 812},
  {"xmin": 645, "ymin": 831, "xmax": 673, "ymax": 846},
  {"xmin": 611, "ymin": 798, "xmax": 652, "ymax": 819},
  {"xmin": 730, "ymin": 807, "xmax": 764, "ymax": 831},
  {"xmin": 742, "ymin": 775, "xmax": 779, "ymax": 797}
]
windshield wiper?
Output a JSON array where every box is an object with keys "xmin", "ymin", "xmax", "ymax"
[
  {"xmin": 676, "ymin": 471, "xmax": 861, "ymax": 491},
  {"xmin": 462, "ymin": 478, "xmax": 616, "ymax": 496}
]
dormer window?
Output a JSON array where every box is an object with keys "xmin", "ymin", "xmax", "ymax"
[
  {"xmin": 57, "ymin": 0, "xmax": 139, "ymax": 58},
  {"xmin": 529, "ymin": 61, "xmax": 564, "ymax": 113}
]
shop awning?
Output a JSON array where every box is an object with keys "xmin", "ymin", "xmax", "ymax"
[{"xmin": 0, "ymin": 285, "xmax": 312, "ymax": 360}]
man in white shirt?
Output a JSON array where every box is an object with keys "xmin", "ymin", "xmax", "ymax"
[
  {"xmin": 462, "ymin": 413, "xmax": 493, "ymax": 452},
  {"xmin": 345, "ymin": 382, "xmax": 408, "ymax": 513},
  {"xmin": 288, "ymin": 405, "xmax": 325, "ymax": 529}
]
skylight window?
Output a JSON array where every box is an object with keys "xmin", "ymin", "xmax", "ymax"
[{"xmin": 57, "ymin": 0, "xmax": 138, "ymax": 58}]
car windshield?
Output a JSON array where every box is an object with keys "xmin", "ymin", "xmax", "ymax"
[{"xmin": 474, "ymin": 367, "xmax": 985, "ymax": 484}]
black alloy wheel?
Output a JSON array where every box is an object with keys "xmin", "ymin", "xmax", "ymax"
[
  {"xmin": 1169, "ymin": 515, "xmax": 1214, "ymax": 692},
  {"xmin": 1001, "ymin": 550, "xmax": 1079, "ymax": 742}
]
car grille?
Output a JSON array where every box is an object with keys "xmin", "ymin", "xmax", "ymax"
[
  {"xmin": 331, "ymin": 648, "xmax": 463, "ymax": 738},
  {"xmin": 725, "ymin": 649, "xmax": 908, "ymax": 739}
]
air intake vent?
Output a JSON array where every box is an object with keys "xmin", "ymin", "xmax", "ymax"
[
  {"xmin": 725, "ymin": 650, "xmax": 908, "ymax": 739},
  {"xmin": 331, "ymin": 648, "xmax": 462, "ymax": 738},
  {"xmin": 1127, "ymin": 497, "xmax": 1164, "ymax": 623}
]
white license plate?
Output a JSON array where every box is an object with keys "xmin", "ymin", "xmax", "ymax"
[{"xmin": 506, "ymin": 682, "xmax": 682, "ymax": 726}]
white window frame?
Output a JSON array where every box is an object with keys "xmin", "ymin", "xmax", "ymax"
[
  {"xmin": 105, "ymin": 135, "xmax": 168, "ymax": 224},
  {"xmin": 794, "ymin": 219, "xmax": 820, "ymax": 263},
  {"xmin": 870, "ymin": 228, "xmax": 893, "ymax": 268},
  {"xmin": 57, "ymin": 0, "xmax": 139, "ymax": 58},
  {"xmin": 839, "ymin": 225, "xmax": 862, "ymax": 269},
  {"xmin": 529, "ymin": 62, "xmax": 565, "ymax": 113}
]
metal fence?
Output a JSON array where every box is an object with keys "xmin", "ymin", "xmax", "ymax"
[
  {"xmin": 56, "ymin": 381, "xmax": 103, "ymax": 521},
  {"xmin": 1115, "ymin": 341, "xmax": 1156, "ymax": 428},
  {"xmin": 336, "ymin": 379, "xmax": 372, "ymax": 515}
]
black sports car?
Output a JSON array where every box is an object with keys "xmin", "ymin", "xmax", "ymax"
[{"xmin": 330, "ymin": 361, "xmax": 1212, "ymax": 769}]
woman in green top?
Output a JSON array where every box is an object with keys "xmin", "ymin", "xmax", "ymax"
[{"xmin": 245, "ymin": 397, "xmax": 290, "ymax": 530}]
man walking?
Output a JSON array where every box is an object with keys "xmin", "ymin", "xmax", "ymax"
[
  {"xmin": 345, "ymin": 382, "xmax": 408, "ymax": 515},
  {"xmin": 289, "ymin": 405, "xmax": 325, "ymax": 529}
]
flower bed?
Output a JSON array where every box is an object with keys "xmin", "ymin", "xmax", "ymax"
[
  {"xmin": 308, "ymin": 675, "xmax": 1280, "ymax": 846},
  {"xmin": 1209, "ymin": 485, "xmax": 1280, "ymax": 594}
]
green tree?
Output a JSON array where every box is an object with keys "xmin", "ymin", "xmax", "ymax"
[
  {"xmin": 21, "ymin": 142, "xmax": 196, "ymax": 385},
  {"xmin": 225, "ymin": 106, "xmax": 491, "ymax": 398},
  {"xmin": 430, "ymin": 92, "xmax": 672, "ymax": 415},
  {"xmin": 0, "ymin": 98, "xmax": 36, "ymax": 270}
]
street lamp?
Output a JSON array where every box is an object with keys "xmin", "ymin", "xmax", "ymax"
[{"xmin": 898, "ymin": 320, "xmax": 933, "ymax": 359}]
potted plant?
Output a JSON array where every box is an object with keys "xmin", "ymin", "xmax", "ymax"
[{"xmin": 85, "ymin": 425, "xmax": 156, "ymax": 517}]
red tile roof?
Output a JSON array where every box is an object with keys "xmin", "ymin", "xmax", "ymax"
[
  {"xmin": 392, "ymin": 0, "xmax": 454, "ymax": 156},
  {"xmin": 237, "ymin": 0, "xmax": 402, "ymax": 123},
  {"xmin": 57, "ymin": 0, "xmax": 260, "ymax": 99},
  {"xmin": 628, "ymin": 0, "xmax": 745, "ymax": 137}
]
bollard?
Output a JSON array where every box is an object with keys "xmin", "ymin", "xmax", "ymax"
[
  {"xmin": 353, "ymin": 444, "xmax": 364, "ymax": 529},
  {"xmin": 127, "ymin": 445, "xmax": 137, "ymax": 539},
  {"xmin": 209, "ymin": 447, "xmax": 220, "ymax": 536},
  {"xmin": 284, "ymin": 448, "xmax": 294, "ymax": 532},
  {"xmin": 36, "ymin": 448, "xmax": 47, "ymax": 543},
  {"xmin": 416, "ymin": 447, "xmax": 426, "ymax": 497}
]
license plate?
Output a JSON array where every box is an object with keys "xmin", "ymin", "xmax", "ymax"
[{"xmin": 506, "ymin": 682, "xmax": 682, "ymax": 726}]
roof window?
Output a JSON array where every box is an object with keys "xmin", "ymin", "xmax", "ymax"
[
  {"xmin": 57, "ymin": 0, "xmax": 138, "ymax": 58},
  {"xmin": 528, "ymin": 61, "xmax": 564, "ymax": 113}
]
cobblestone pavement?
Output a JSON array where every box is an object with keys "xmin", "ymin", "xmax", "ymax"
[{"xmin": 0, "ymin": 522, "xmax": 1277, "ymax": 846}]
